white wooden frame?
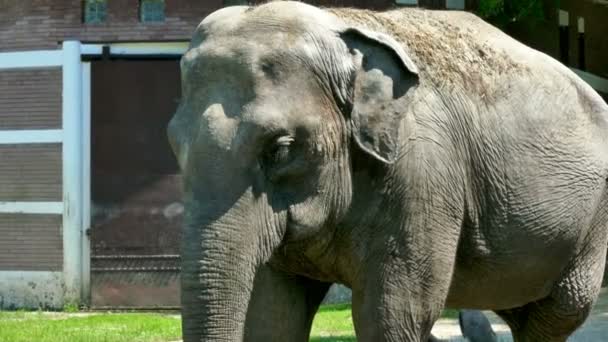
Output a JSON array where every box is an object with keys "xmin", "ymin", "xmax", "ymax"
[
  {"xmin": 0, "ymin": 43, "xmax": 78, "ymax": 307},
  {"xmin": 81, "ymin": 42, "xmax": 188, "ymax": 56},
  {"xmin": 0, "ymin": 41, "xmax": 188, "ymax": 308},
  {"xmin": 61, "ymin": 41, "xmax": 84, "ymax": 305},
  {"xmin": 0, "ymin": 202, "xmax": 64, "ymax": 214},
  {"xmin": 0, "ymin": 46, "xmax": 68, "ymax": 218},
  {"xmin": 80, "ymin": 62, "xmax": 91, "ymax": 303}
]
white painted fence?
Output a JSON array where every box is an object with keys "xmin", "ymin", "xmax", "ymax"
[{"xmin": 0, "ymin": 42, "xmax": 89, "ymax": 308}]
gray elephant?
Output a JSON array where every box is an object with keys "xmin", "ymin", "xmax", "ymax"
[{"xmin": 168, "ymin": 2, "xmax": 608, "ymax": 341}]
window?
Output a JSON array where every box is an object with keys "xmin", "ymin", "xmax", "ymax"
[
  {"xmin": 140, "ymin": 0, "xmax": 165, "ymax": 23},
  {"xmin": 83, "ymin": 0, "xmax": 107, "ymax": 24}
]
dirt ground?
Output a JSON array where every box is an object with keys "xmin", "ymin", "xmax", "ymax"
[{"xmin": 431, "ymin": 288, "xmax": 608, "ymax": 341}]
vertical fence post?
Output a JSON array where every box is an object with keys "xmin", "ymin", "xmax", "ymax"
[
  {"xmin": 81, "ymin": 62, "xmax": 91, "ymax": 306},
  {"xmin": 62, "ymin": 41, "xmax": 83, "ymax": 306}
]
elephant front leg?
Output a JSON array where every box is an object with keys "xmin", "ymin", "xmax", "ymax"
[
  {"xmin": 351, "ymin": 225, "xmax": 460, "ymax": 341},
  {"xmin": 243, "ymin": 264, "xmax": 331, "ymax": 342}
]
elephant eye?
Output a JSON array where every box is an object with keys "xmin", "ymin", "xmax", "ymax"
[
  {"xmin": 264, "ymin": 136, "xmax": 294, "ymax": 165},
  {"xmin": 260, "ymin": 135, "xmax": 311, "ymax": 182}
]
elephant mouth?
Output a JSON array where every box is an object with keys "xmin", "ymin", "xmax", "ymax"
[{"xmin": 285, "ymin": 210, "xmax": 325, "ymax": 243}]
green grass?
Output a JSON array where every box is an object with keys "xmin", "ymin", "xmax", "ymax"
[
  {"xmin": 0, "ymin": 305, "xmax": 459, "ymax": 341},
  {"xmin": 0, "ymin": 311, "xmax": 181, "ymax": 342},
  {"xmin": 309, "ymin": 304, "xmax": 459, "ymax": 341},
  {"xmin": 310, "ymin": 304, "xmax": 356, "ymax": 341}
]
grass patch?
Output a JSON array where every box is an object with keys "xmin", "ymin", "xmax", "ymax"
[
  {"xmin": 309, "ymin": 304, "xmax": 459, "ymax": 341},
  {"xmin": 63, "ymin": 302, "xmax": 80, "ymax": 313},
  {"xmin": 0, "ymin": 311, "xmax": 181, "ymax": 342},
  {"xmin": 0, "ymin": 305, "xmax": 460, "ymax": 341},
  {"xmin": 310, "ymin": 304, "xmax": 355, "ymax": 341},
  {"xmin": 441, "ymin": 308, "xmax": 460, "ymax": 319}
]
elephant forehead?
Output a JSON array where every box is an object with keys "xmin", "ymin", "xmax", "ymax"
[
  {"xmin": 195, "ymin": 1, "xmax": 339, "ymax": 40},
  {"xmin": 187, "ymin": 2, "xmax": 344, "ymax": 68}
]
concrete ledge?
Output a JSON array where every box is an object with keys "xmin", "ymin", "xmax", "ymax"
[
  {"xmin": 571, "ymin": 68, "xmax": 608, "ymax": 94},
  {"xmin": 0, "ymin": 271, "xmax": 63, "ymax": 309},
  {"xmin": 323, "ymin": 284, "xmax": 352, "ymax": 304}
]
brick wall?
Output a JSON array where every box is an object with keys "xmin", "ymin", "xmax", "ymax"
[
  {"xmin": 0, "ymin": 214, "xmax": 63, "ymax": 271},
  {"xmin": 0, "ymin": 0, "xmax": 223, "ymax": 52},
  {"xmin": 0, "ymin": 68, "xmax": 62, "ymax": 129},
  {"xmin": 0, "ymin": 66, "xmax": 63, "ymax": 271},
  {"xmin": 0, "ymin": 0, "xmax": 461, "ymax": 52},
  {"xmin": 0, "ymin": 144, "xmax": 62, "ymax": 202}
]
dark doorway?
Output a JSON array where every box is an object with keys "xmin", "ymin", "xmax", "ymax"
[{"xmin": 90, "ymin": 59, "xmax": 182, "ymax": 308}]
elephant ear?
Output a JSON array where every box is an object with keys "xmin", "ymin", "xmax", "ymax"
[{"xmin": 339, "ymin": 27, "xmax": 419, "ymax": 164}]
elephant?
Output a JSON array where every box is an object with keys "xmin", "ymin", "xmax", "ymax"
[{"xmin": 168, "ymin": 2, "xmax": 608, "ymax": 341}]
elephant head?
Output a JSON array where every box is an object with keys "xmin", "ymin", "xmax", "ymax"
[{"xmin": 168, "ymin": 2, "xmax": 418, "ymax": 340}]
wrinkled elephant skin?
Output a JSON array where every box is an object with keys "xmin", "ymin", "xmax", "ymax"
[{"xmin": 168, "ymin": 2, "xmax": 608, "ymax": 341}]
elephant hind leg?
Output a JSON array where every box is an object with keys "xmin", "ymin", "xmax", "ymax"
[
  {"xmin": 495, "ymin": 296, "xmax": 592, "ymax": 342},
  {"xmin": 495, "ymin": 231, "xmax": 608, "ymax": 341},
  {"xmin": 495, "ymin": 294, "xmax": 594, "ymax": 342}
]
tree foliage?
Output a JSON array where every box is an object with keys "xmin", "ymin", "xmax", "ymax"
[{"xmin": 476, "ymin": 0, "xmax": 556, "ymax": 27}]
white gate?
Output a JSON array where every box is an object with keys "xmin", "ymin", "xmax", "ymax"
[{"xmin": 0, "ymin": 42, "xmax": 90, "ymax": 308}]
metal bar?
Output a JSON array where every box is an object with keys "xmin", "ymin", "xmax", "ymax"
[
  {"xmin": 80, "ymin": 44, "xmax": 102, "ymax": 55},
  {"xmin": 91, "ymin": 254, "xmax": 180, "ymax": 260},
  {"xmin": 91, "ymin": 267, "xmax": 181, "ymax": 272},
  {"xmin": 80, "ymin": 42, "xmax": 188, "ymax": 57}
]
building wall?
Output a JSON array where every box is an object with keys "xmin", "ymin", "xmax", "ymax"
[
  {"xmin": 0, "ymin": 0, "xmax": 463, "ymax": 53},
  {"xmin": 0, "ymin": 68, "xmax": 63, "ymax": 268},
  {"xmin": 0, "ymin": 64, "xmax": 64, "ymax": 308},
  {"xmin": 0, "ymin": 0, "xmax": 223, "ymax": 52},
  {"xmin": 0, "ymin": 68, "xmax": 62, "ymax": 129},
  {"xmin": 560, "ymin": 0, "xmax": 608, "ymax": 78},
  {"xmin": 502, "ymin": 0, "xmax": 608, "ymax": 80},
  {"xmin": 0, "ymin": 214, "xmax": 62, "ymax": 271}
]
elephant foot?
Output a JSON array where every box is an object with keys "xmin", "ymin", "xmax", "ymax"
[{"xmin": 458, "ymin": 309, "xmax": 497, "ymax": 342}]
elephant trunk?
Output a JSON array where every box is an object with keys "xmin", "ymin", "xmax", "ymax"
[
  {"xmin": 180, "ymin": 229, "xmax": 250, "ymax": 340},
  {"xmin": 176, "ymin": 105, "xmax": 282, "ymax": 341},
  {"xmin": 180, "ymin": 186, "xmax": 278, "ymax": 342}
]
